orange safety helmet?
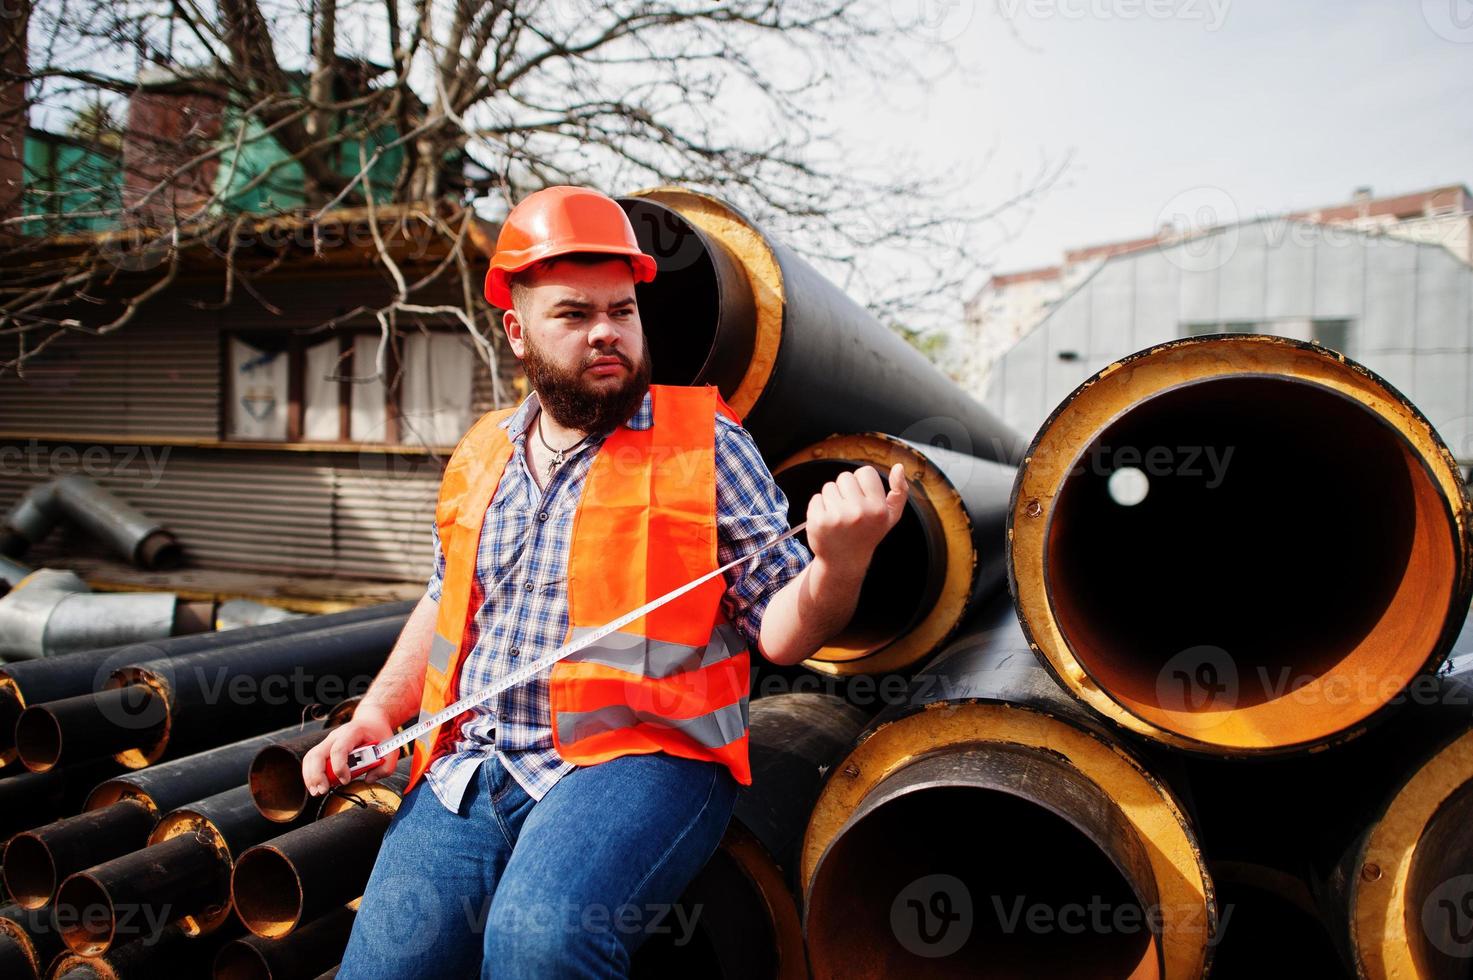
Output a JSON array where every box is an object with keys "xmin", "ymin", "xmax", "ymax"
[{"xmin": 483, "ymin": 185, "xmax": 658, "ymax": 310}]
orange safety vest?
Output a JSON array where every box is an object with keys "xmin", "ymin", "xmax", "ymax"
[{"xmin": 404, "ymin": 384, "xmax": 753, "ymax": 795}]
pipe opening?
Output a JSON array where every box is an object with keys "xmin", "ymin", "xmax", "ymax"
[
  {"xmin": 776, "ymin": 459, "xmax": 944, "ymax": 661},
  {"xmin": 3, "ymin": 832, "xmax": 60, "ymax": 910},
  {"xmin": 232, "ymin": 847, "xmax": 304, "ymax": 939},
  {"xmin": 54, "ymin": 875, "xmax": 116, "ymax": 956},
  {"xmin": 1405, "ymin": 775, "xmax": 1473, "ymax": 979},
  {"xmin": 618, "ymin": 198, "xmax": 757, "ymax": 398},
  {"xmin": 1045, "ymin": 376, "xmax": 1457, "ymax": 747},
  {"xmin": 14, "ymin": 708, "xmax": 63, "ymax": 772},
  {"xmin": 248, "ymin": 746, "xmax": 310, "ymax": 822},
  {"xmin": 807, "ymin": 753, "xmax": 1160, "ymax": 979},
  {"xmin": 1209, "ymin": 874, "xmax": 1341, "ymax": 977}
]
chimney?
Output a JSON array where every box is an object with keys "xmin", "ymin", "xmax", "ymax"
[
  {"xmin": 0, "ymin": 0, "xmax": 29, "ymax": 244},
  {"xmin": 1352, "ymin": 185, "xmax": 1373, "ymax": 219},
  {"xmin": 121, "ymin": 66, "xmax": 226, "ymax": 229}
]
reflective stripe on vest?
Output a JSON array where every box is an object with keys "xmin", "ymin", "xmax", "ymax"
[{"xmin": 405, "ymin": 385, "xmax": 753, "ymax": 794}]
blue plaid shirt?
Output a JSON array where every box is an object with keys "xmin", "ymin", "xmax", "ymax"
[{"xmin": 423, "ymin": 388, "xmax": 812, "ymax": 812}]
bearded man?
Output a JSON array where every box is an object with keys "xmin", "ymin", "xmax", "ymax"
[{"xmin": 305, "ymin": 186, "xmax": 907, "ymax": 979}]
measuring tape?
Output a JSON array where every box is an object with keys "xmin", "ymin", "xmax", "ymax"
[{"xmin": 345, "ymin": 520, "xmax": 809, "ymax": 775}]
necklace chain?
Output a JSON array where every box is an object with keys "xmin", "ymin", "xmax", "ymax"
[{"xmin": 535, "ymin": 412, "xmax": 588, "ymax": 468}]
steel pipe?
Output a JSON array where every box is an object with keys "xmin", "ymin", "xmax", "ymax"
[
  {"xmin": 14, "ymin": 686, "xmax": 164, "ymax": 772},
  {"xmin": 617, "ymin": 190, "xmax": 1027, "ymax": 465},
  {"xmin": 213, "ymin": 907, "xmax": 356, "ymax": 980},
  {"xmin": 0, "ymin": 569, "xmax": 184, "ymax": 661},
  {"xmin": 1010, "ymin": 334, "xmax": 1473, "ymax": 755},
  {"xmin": 248, "ymin": 728, "xmax": 342, "ymax": 823},
  {"xmin": 4, "ymin": 723, "xmax": 316, "ymax": 908},
  {"xmin": 0, "ymin": 757, "xmax": 127, "ymax": 841},
  {"xmin": 0, "ymin": 475, "xmax": 181, "ymax": 569},
  {"xmin": 52, "ymin": 784, "xmax": 311, "ymax": 955},
  {"xmin": 233, "ymin": 760, "xmax": 411, "ymax": 939},
  {"xmin": 50, "ymin": 922, "xmax": 241, "ymax": 979},
  {"xmin": 771, "ymin": 433, "xmax": 1014, "ymax": 675},
  {"xmin": 800, "ymin": 598, "xmax": 1216, "ymax": 980},
  {"xmin": 633, "ymin": 693, "xmax": 868, "ymax": 980},
  {"xmin": 0, "ymin": 902, "xmax": 66, "ymax": 980},
  {"xmin": 16, "ymin": 610, "xmax": 408, "ymax": 770},
  {"xmin": 0, "ymin": 600, "xmax": 413, "ymax": 767}
]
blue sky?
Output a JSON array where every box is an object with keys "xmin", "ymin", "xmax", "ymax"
[{"xmin": 833, "ymin": 0, "xmax": 1473, "ymax": 277}]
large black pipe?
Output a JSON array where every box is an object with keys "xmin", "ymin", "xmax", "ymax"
[
  {"xmin": 52, "ymin": 785, "xmax": 311, "ymax": 956},
  {"xmin": 214, "ymin": 907, "xmax": 356, "ymax": 980},
  {"xmin": 0, "ymin": 756, "xmax": 127, "ymax": 841},
  {"xmin": 800, "ymin": 597, "xmax": 1215, "ymax": 980},
  {"xmin": 633, "ymin": 693, "xmax": 869, "ymax": 980},
  {"xmin": 1185, "ymin": 618, "xmax": 1473, "ymax": 977},
  {"xmin": 5, "ymin": 723, "xmax": 319, "ymax": 908},
  {"xmin": 0, "ymin": 902, "xmax": 66, "ymax": 980},
  {"xmin": 50, "ymin": 922, "xmax": 242, "ymax": 978},
  {"xmin": 618, "ymin": 190, "xmax": 1026, "ymax": 466},
  {"xmin": 771, "ymin": 433, "xmax": 1014, "ymax": 676},
  {"xmin": 19, "ymin": 611, "xmax": 408, "ymax": 770},
  {"xmin": 232, "ymin": 759, "xmax": 412, "ymax": 939},
  {"xmin": 1010, "ymin": 334, "xmax": 1473, "ymax": 756},
  {"xmin": 0, "ymin": 600, "xmax": 414, "ymax": 767}
]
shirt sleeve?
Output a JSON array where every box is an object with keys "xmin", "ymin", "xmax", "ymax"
[
  {"xmin": 714, "ymin": 413, "xmax": 813, "ymax": 652},
  {"xmin": 426, "ymin": 521, "xmax": 445, "ymax": 603}
]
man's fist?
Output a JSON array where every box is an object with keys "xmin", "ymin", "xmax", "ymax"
[
  {"xmin": 302, "ymin": 704, "xmax": 398, "ymax": 796},
  {"xmin": 803, "ymin": 463, "xmax": 909, "ymax": 571}
]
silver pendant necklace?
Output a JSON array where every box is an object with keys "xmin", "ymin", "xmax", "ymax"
[{"xmin": 535, "ymin": 412, "xmax": 588, "ymax": 471}]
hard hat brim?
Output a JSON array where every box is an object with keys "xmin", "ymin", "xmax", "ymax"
[{"xmin": 484, "ymin": 246, "xmax": 658, "ymax": 310}]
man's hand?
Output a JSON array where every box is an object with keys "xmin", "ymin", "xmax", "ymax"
[
  {"xmin": 804, "ymin": 463, "xmax": 909, "ymax": 571},
  {"xmin": 302, "ymin": 704, "xmax": 399, "ymax": 796}
]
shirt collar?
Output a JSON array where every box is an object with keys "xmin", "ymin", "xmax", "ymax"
[{"xmin": 499, "ymin": 388, "xmax": 654, "ymax": 441}]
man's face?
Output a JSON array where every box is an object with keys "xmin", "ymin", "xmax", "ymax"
[{"xmin": 503, "ymin": 257, "xmax": 653, "ymax": 432}]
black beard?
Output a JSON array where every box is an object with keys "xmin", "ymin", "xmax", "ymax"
[{"xmin": 521, "ymin": 337, "xmax": 653, "ymax": 434}]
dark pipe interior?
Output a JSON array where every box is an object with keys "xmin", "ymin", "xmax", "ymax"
[
  {"xmin": 807, "ymin": 786, "xmax": 1157, "ymax": 978},
  {"xmin": 1406, "ymin": 777, "xmax": 1473, "ymax": 980},
  {"xmin": 1047, "ymin": 376, "xmax": 1433, "ymax": 717},
  {"xmin": 776, "ymin": 460, "xmax": 941, "ymax": 657},
  {"xmin": 54, "ymin": 875, "xmax": 116, "ymax": 955},
  {"xmin": 13, "ymin": 708, "xmax": 63, "ymax": 771},
  {"xmin": 248, "ymin": 746, "xmax": 310, "ymax": 822},
  {"xmin": 232, "ymin": 847, "xmax": 303, "ymax": 937},
  {"xmin": 3, "ymin": 832, "xmax": 61, "ymax": 909},
  {"xmin": 1208, "ymin": 877, "xmax": 1346, "ymax": 977},
  {"xmin": 632, "ymin": 844, "xmax": 777, "ymax": 980},
  {"xmin": 618, "ymin": 198, "xmax": 755, "ymax": 397}
]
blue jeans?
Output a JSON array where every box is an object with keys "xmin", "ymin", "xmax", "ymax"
[{"xmin": 336, "ymin": 752, "xmax": 739, "ymax": 979}]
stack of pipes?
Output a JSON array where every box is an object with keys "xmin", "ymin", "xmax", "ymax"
[
  {"xmin": 0, "ymin": 603, "xmax": 409, "ymax": 978},
  {"xmin": 3, "ymin": 186, "xmax": 1471, "ymax": 978}
]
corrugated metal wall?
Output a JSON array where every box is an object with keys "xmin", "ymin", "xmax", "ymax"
[
  {"xmin": 0, "ymin": 447, "xmax": 440, "ymax": 581},
  {"xmin": 982, "ymin": 220, "xmax": 1473, "ymax": 460},
  {"xmin": 0, "ymin": 271, "xmax": 521, "ymax": 583}
]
